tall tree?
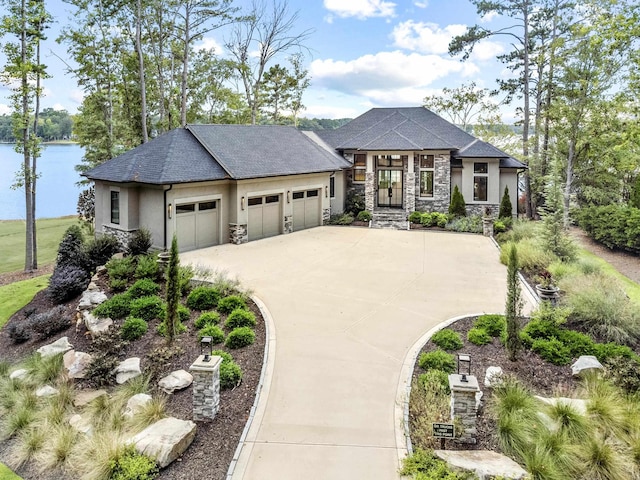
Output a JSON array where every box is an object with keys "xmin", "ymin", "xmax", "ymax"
[
  {"xmin": 287, "ymin": 52, "xmax": 310, "ymax": 127},
  {"xmin": 226, "ymin": 0, "xmax": 312, "ymax": 124},
  {"xmin": 505, "ymin": 244, "xmax": 522, "ymax": 362},
  {"xmin": 0, "ymin": 0, "xmax": 51, "ymax": 271}
]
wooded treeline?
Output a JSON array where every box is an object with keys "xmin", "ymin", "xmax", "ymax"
[{"xmin": 0, "ymin": 109, "xmax": 73, "ymax": 142}]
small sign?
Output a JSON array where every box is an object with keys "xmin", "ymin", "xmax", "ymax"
[{"xmin": 432, "ymin": 423, "xmax": 455, "ymax": 438}]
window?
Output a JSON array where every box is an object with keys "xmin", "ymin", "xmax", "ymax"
[
  {"xmin": 248, "ymin": 197, "xmax": 262, "ymax": 206},
  {"xmin": 110, "ymin": 191, "xmax": 120, "ymax": 224},
  {"xmin": 473, "ymin": 162, "xmax": 488, "ymax": 201},
  {"xmin": 292, "ymin": 191, "xmax": 304, "ymax": 200},
  {"xmin": 176, "ymin": 203, "xmax": 195, "ymax": 214},
  {"xmin": 353, "ymin": 154, "xmax": 366, "ymax": 182},
  {"xmin": 306, "ymin": 189, "xmax": 319, "ymax": 197},
  {"xmin": 375, "ymin": 155, "xmax": 405, "ymax": 167},
  {"xmin": 419, "ymin": 155, "xmax": 434, "ymax": 198},
  {"xmin": 330, "ymin": 177, "xmax": 335, "ymax": 198},
  {"xmin": 199, "ymin": 201, "xmax": 216, "ymax": 211},
  {"xmin": 265, "ymin": 195, "xmax": 279, "ymax": 203}
]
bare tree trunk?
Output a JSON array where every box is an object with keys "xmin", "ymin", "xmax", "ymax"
[
  {"xmin": 564, "ymin": 138, "xmax": 574, "ymax": 229},
  {"xmin": 522, "ymin": 0, "xmax": 533, "ymax": 219},
  {"xmin": 180, "ymin": 8, "xmax": 189, "ymax": 127},
  {"xmin": 136, "ymin": 0, "xmax": 148, "ymax": 142},
  {"xmin": 31, "ymin": 11, "xmax": 44, "ymax": 270}
]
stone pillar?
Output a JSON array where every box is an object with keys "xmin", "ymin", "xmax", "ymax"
[
  {"xmin": 405, "ymin": 172, "xmax": 416, "ymax": 214},
  {"xmin": 364, "ymin": 172, "xmax": 376, "ymax": 213},
  {"xmin": 449, "ymin": 374, "xmax": 480, "ymax": 444},
  {"xmin": 482, "ymin": 217, "xmax": 494, "ymax": 237},
  {"xmin": 189, "ymin": 355, "xmax": 222, "ymax": 422},
  {"xmin": 284, "ymin": 215, "xmax": 293, "ymax": 234},
  {"xmin": 229, "ymin": 223, "xmax": 248, "ymax": 245}
]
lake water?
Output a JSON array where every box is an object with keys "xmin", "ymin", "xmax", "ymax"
[{"xmin": 0, "ymin": 143, "xmax": 85, "ymax": 220}]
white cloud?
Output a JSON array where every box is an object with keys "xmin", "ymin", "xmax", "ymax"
[
  {"xmin": 69, "ymin": 89, "xmax": 85, "ymax": 105},
  {"xmin": 469, "ymin": 40, "xmax": 505, "ymax": 61},
  {"xmin": 391, "ymin": 21, "xmax": 467, "ymax": 55},
  {"xmin": 53, "ymin": 103, "xmax": 66, "ymax": 111},
  {"xmin": 414, "ymin": 1, "xmax": 428, "ymax": 8},
  {"xmin": 323, "ymin": 0, "xmax": 396, "ymax": 20},
  {"xmin": 303, "ymin": 104, "xmax": 361, "ymax": 119},
  {"xmin": 195, "ymin": 36, "xmax": 223, "ymax": 53},
  {"xmin": 310, "ymin": 50, "xmax": 479, "ymax": 96},
  {"xmin": 0, "ymin": 103, "xmax": 10, "ymax": 115},
  {"xmin": 480, "ymin": 11, "xmax": 499, "ymax": 23}
]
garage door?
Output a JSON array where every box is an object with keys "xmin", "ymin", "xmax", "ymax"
[
  {"xmin": 248, "ymin": 195, "xmax": 281, "ymax": 241},
  {"xmin": 292, "ymin": 189, "xmax": 320, "ymax": 231},
  {"xmin": 176, "ymin": 200, "xmax": 219, "ymax": 251}
]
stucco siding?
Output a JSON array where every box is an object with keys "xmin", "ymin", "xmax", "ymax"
[
  {"xmin": 138, "ymin": 187, "xmax": 164, "ymax": 249},
  {"xmin": 330, "ymin": 171, "xmax": 346, "ymax": 215},
  {"xmin": 460, "ymin": 158, "xmax": 500, "ymax": 205},
  {"xmin": 499, "ymin": 170, "xmax": 519, "ymax": 218}
]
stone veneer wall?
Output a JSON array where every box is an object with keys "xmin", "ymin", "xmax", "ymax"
[
  {"xmin": 102, "ymin": 225, "xmax": 135, "ymax": 250},
  {"xmin": 322, "ymin": 208, "xmax": 331, "ymax": 223},
  {"xmin": 190, "ymin": 355, "xmax": 222, "ymax": 422},
  {"xmin": 414, "ymin": 154, "xmax": 451, "ymax": 213},
  {"xmin": 466, "ymin": 204, "xmax": 499, "ymax": 217},
  {"xmin": 284, "ymin": 215, "xmax": 293, "ymax": 234},
  {"xmin": 229, "ymin": 223, "xmax": 248, "ymax": 245},
  {"xmin": 364, "ymin": 172, "xmax": 376, "ymax": 213},
  {"xmin": 449, "ymin": 374, "xmax": 480, "ymax": 444},
  {"xmin": 405, "ymin": 172, "xmax": 416, "ymax": 213}
]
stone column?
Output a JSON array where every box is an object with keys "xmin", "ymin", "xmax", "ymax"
[
  {"xmin": 189, "ymin": 355, "xmax": 222, "ymax": 422},
  {"xmin": 405, "ymin": 172, "xmax": 416, "ymax": 214},
  {"xmin": 448, "ymin": 374, "xmax": 480, "ymax": 444},
  {"xmin": 365, "ymin": 172, "xmax": 376, "ymax": 213}
]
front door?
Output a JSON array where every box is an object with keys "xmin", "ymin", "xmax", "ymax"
[{"xmin": 377, "ymin": 170, "xmax": 403, "ymax": 208}]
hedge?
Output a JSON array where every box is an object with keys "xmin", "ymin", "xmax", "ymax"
[{"xmin": 577, "ymin": 205, "xmax": 640, "ymax": 254}]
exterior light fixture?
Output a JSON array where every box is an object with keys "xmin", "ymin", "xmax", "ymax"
[
  {"xmin": 287, "ymin": 191, "xmax": 291, "ymax": 203},
  {"xmin": 457, "ymin": 354, "xmax": 471, "ymax": 383},
  {"xmin": 241, "ymin": 196, "xmax": 245, "ymax": 210},
  {"xmin": 325, "ymin": 185, "xmax": 329, "ymax": 198},
  {"xmin": 200, "ymin": 336, "xmax": 213, "ymax": 362},
  {"xmin": 168, "ymin": 203, "xmax": 172, "ymax": 219}
]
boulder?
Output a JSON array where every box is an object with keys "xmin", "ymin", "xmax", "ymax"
[
  {"xmin": 115, "ymin": 357, "xmax": 142, "ymax": 384},
  {"xmin": 37, "ymin": 337, "xmax": 73, "ymax": 358},
  {"xmin": 36, "ymin": 385, "xmax": 59, "ymax": 397},
  {"xmin": 128, "ymin": 417, "xmax": 197, "ymax": 468},
  {"xmin": 63, "ymin": 350, "xmax": 93, "ymax": 379},
  {"xmin": 74, "ymin": 389, "xmax": 108, "ymax": 407},
  {"xmin": 476, "ymin": 391, "xmax": 484, "ymax": 411},
  {"xmin": 69, "ymin": 413, "xmax": 93, "ymax": 436},
  {"xmin": 158, "ymin": 370, "xmax": 193, "ymax": 394},
  {"xmin": 83, "ymin": 310, "xmax": 113, "ymax": 335},
  {"xmin": 124, "ymin": 393, "xmax": 153, "ymax": 418},
  {"xmin": 572, "ymin": 355, "xmax": 604, "ymax": 377},
  {"xmin": 78, "ymin": 289, "xmax": 108, "ymax": 310},
  {"xmin": 434, "ymin": 450, "xmax": 528, "ymax": 480},
  {"xmin": 9, "ymin": 369, "xmax": 28, "ymax": 380},
  {"xmin": 484, "ymin": 366, "xmax": 503, "ymax": 387}
]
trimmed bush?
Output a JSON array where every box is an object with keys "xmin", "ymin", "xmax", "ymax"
[
  {"xmin": 135, "ymin": 255, "xmax": 159, "ymax": 280},
  {"xmin": 48, "ymin": 265, "xmax": 91, "ymax": 303},
  {"xmin": 127, "ymin": 228, "xmax": 152, "ymax": 256},
  {"xmin": 225, "ymin": 309, "xmax": 256, "ymax": 329},
  {"xmin": 409, "ymin": 211, "xmax": 423, "ymax": 224},
  {"xmin": 219, "ymin": 360, "xmax": 243, "ymax": 389},
  {"xmin": 593, "ymin": 343, "xmax": 636, "ymax": 363},
  {"xmin": 110, "ymin": 446, "xmax": 159, "ymax": 480},
  {"xmin": 186, "ymin": 286, "xmax": 222, "ymax": 310},
  {"xmin": 357, "ymin": 210, "xmax": 372, "ymax": 222},
  {"xmin": 121, "ymin": 317, "xmax": 148, "ymax": 341},
  {"xmin": 556, "ymin": 329, "xmax": 596, "ymax": 358},
  {"xmin": 467, "ymin": 327, "xmax": 492, "ymax": 346},
  {"xmin": 445, "ymin": 215, "xmax": 482, "ymax": 233},
  {"xmin": 55, "ymin": 224, "xmax": 89, "ymax": 271},
  {"xmin": 520, "ymin": 319, "xmax": 561, "ymax": 348},
  {"xmin": 93, "ymin": 293, "xmax": 132, "ymax": 319},
  {"xmin": 129, "ymin": 296, "xmax": 165, "ymax": 321},
  {"xmin": 177, "ymin": 304, "xmax": 190, "ymax": 323},
  {"xmin": 8, "ymin": 322, "xmax": 31, "ymax": 343},
  {"xmin": 531, "ymin": 337, "xmax": 572, "ymax": 365},
  {"xmin": 127, "ymin": 279, "xmax": 160, "ymax": 299},
  {"xmin": 417, "ymin": 370, "xmax": 450, "ymax": 395},
  {"xmin": 418, "ymin": 350, "xmax": 456, "ymax": 373},
  {"xmin": 86, "ymin": 234, "xmax": 120, "ymax": 270},
  {"xmin": 197, "ymin": 325, "xmax": 225, "ymax": 344},
  {"xmin": 499, "ymin": 186, "xmax": 513, "ymax": 219},
  {"xmin": 30, "ymin": 306, "xmax": 70, "ymax": 339},
  {"xmin": 493, "ymin": 220, "xmax": 507, "ymax": 234},
  {"xmin": 177, "ymin": 266, "xmax": 194, "ymax": 296},
  {"xmin": 107, "ymin": 256, "xmax": 136, "ymax": 282},
  {"xmin": 603, "ymin": 357, "xmax": 640, "ymax": 394},
  {"xmin": 474, "ymin": 314, "xmax": 506, "ymax": 337},
  {"xmin": 448, "ymin": 185, "xmax": 466, "ymax": 217},
  {"xmin": 578, "ymin": 205, "xmax": 640, "ymax": 254},
  {"xmin": 217, "ymin": 295, "xmax": 247, "ymax": 315},
  {"xmin": 225, "ymin": 327, "xmax": 255, "ymax": 349},
  {"xmin": 110, "ymin": 278, "xmax": 129, "ymax": 292},
  {"xmin": 195, "ymin": 311, "xmax": 220, "ymax": 329},
  {"xmin": 430, "ymin": 329, "xmax": 463, "ymax": 351}
]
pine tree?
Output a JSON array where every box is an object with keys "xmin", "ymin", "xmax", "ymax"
[
  {"xmin": 164, "ymin": 235, "xmax": 180, "ymax": 344},
  {"xmin": 449, "ymin": 185, "xmax": 467, "ymax": 217},
  {"xmin": 505, "ymin": 244, "xmax": 523, "ymax": 362},
  {"xmin": 499, "ymin": 186, "xmax": 513, "ymax": 219}
]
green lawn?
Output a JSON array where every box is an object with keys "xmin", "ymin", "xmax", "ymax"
[
  {"xmin": 0, "ymin": 463, "xmax": 21, "ymax": 480},
  {"xmin": 0, "ymin": 275, "xmax": 50, "ymax": 329},
  {"xmin": 579, "ymin": 248, "xmax": 640, "ymax": 303},
  {"xmin": 0, "ymin": 216, "xmax": 78, "ymax": 274}
]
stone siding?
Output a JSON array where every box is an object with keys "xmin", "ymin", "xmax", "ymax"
[
  {"xmin": 102, "ymin": 225, "xmax": 134, "ymax": 250},
  {"xmin": 405, "ymin": 172, "xmax": 416, "ymax": 213},
  {"xmin": 414, "ymin": 154, "xmax": 450, "ymax": 213},
  {"xmin": 466, "ymin": 204, "xmax": 499, "ymax": 217},
  {"xmin": 189, "ymin": 355, "xmax": 221, "ymax": 422},
  {"xmin": 364, "ymin": 172, "xmax": 375, "ymax": 213},
  {"xmin": 229, "ymin": 223, "xmax": 248, "ymax": 245},
  {"xmin": 322, "ymin": 208, "xmax": 331, "ymax": 223},
  {"xmin": 284, "ymin": 215, "xmax": 293, "ymax": 234},
  {"xmin": 449, "ymin": 375, "xmax": 480, "ymax": 444}
]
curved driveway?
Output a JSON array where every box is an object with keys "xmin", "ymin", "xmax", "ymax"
[{"xmin": 181, "ymin": 227, "xmax": 534, "ymax": 480}]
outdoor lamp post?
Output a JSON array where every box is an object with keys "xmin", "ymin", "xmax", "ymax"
[
  {"xmin": 457, "ymin": 354, "xmax": 471, "ymax": 383},
  {"xmin": 201, "ymin": 336, "xmax": 213, "ymax": 362}
]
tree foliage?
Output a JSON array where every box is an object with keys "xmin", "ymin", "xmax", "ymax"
[
  {"xmin": 163, "ymin": 234, "xmax": 180, "ymax": 344},
  {"xmin": 505, "ymin": 244, "xmax": 522, "ymax": 362}
]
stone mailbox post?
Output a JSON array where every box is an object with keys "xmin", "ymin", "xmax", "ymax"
[
  {"xmin": 189, "ymin": 355, "xmax": 222, "ymax": 422},
  {"xmin": 448, "ymin": 374, "xmax": 480, "ymax": 444}
]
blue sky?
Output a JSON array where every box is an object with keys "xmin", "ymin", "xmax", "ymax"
[{"xmin": 0, "ymin": 0, "xmax": 514, "ymax": 121}]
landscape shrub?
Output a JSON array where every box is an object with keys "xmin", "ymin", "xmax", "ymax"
[
  {"xmin": 417, "ymin": 370, "xmax": 450, "ymax": 395},
  {"xmin": 93, "ymin": 293, "xmax": 132, "ymax": 319},
  {"xmin": 127, "ymin": 279, "xmax": 160, "ymax": 299},
  {"xmin": 519, "ymin": 319, "xmax": 561, "ymax": 348},
  {"xmin": 593, "ymin": 343, "xmax": 636, "ymax": 363},
  {"xmin": 107, "ymin": 257, "xmax": 136, "ymax": 282},
  {"xmin": 129, "ymin": 296, "xmax": 165, "ymax": 321},
  {"xmin": 356, "ymin": 210, "xmax": 372, "ymax": 222},
  {"xmin": 603, "ymin": 357, "xmax": 640, "ymax": 394},
  {"xmin": 109, "ymin": 446, "xmax": 158, "ymax": 480},
  {"xmin": 85, "ymin": 354, "xmax": 119, "ymax": 387},
  {"xmin": 127, "ymin": 228, "xmax": 152, "ymax": 256},
  {"xmin": 345, "ymin": 190, "xmax": 365, "ymax": 216},
  {"xmin": 445, "ymin": 215, "xmax": 482, "ymax": 233},
  {"xmin": 540, "ymin": 182, "xmax": 577, "ymax": 262},
  {"xmin": 556, "ymin": 330, "xmax": 596, "ymax": 358},
  {"xmin": 156, "ymin": 319, "xmax": 187, "ymax": 337},
  {"xmin": 211, "ymin": 350, "xmax": 243, "ymax": 389},
  {"xmin": 400, "ymin": 448, "xmax": 468, "ymax": 479},
  {"xmin": 8, "ymin": 322, "xmax": 31, "ymax": 343},
  {"xmin": 448, "ymin": 185, "xmax": 466, "ymax": 217},
  {"xmin": 47, "ymin": 265, "xmax": 91, "ymax": 303},
  {"xmin": 499, "ymin": 186, "xmax": 513, "ymax": 219},
  {"xmin": 496, "ymin": 219, "xmax": 540, "ymax": 244},
  {"xmin": 499, "ymin": 239, "xmax": 556, "ymax": 274},
  {"xmin": 225, "ymin": 309, "xmax": 256, "ymax": 329},
  {"xmin": 332, "ymin": 213, "xmax": 354, "ymax": 225},
  {"xmin": 177, "ymin": 265, "xmax": 195, "ymax": 296},
  {"xmin": 217, "ymin": 295, "xmax": 247, "ymax": 314},
  {"xmin": 177, "ymin": 304, "xmax": 190, "ymax": 323},
  {"xmin": 186, "ymin": 286, "xmax": 222, "ymax": 310},
  {"xmin": 110, "ymin": 278, "xmax": 128, "ymax": 292},
  {"xmin": 30, "ymin": 306, "xmax": 70, "ymax": 339},
  {"xmin": 578, "ymin": 205, "xmax": 640, "ymax": 254},
  {"xmin": 430, "ymin": 329, "xmax": 463, "ymax": 351},
  {"xmin": 409, "ymin": 211, "xmax": 423, "ymax": 224},
  {"xmin": 493, "ymin": 220, "xmax": 507, "ymax": 234},
  {"xmin": 120, "ymin": 317, "xmax": 148, "ymax": 341},
  {"xmin": 420, "ymin": 212, "xmax": 436, "ymax": 226},
  {"xmin": 85, "ymin": 234, "xmax": 120, "ymax": 270},
  {"xmin": 531, "ymin": 337, "xmax": 572, "ymax": 365},
  {"xmin": 225, "ymin": 327, "xmax": 255, "ymax": 349},
  {"xmin": 561, "ymin": 273, "xmax": 640, "ymax": 345},
  {"xmin": 134, "ymin": 255, "xmax": 159, "ymax": 280},
  {"xmin": 197, "ymin": 325, "xmax": 225, "ymax": 344},
  {"xmin": 467, "ymin": 327, "xmax": 492, "ymax": 346},
  {"xmin": 435, "ymin": 213, "xmax": 448, "ymax": 228},
  {"xmin": 55, "ymin": 224, "xmax": 88, "ymax": 270},
  {"xmin": 195, "ymin": 311, "xmax": 220, "ymax": 329},
  {"xmin": 418, "ymin": 350, "xmax": 455, "ymax": 373},
  {"xmin": 474, "ymin": 314, "xmax": 506, "ymax": 337}
]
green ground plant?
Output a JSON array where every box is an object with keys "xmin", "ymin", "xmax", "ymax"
[
  {"xmin": 195, "ymin": 311, "xmax": 220, "ymax": 329},
  {"xmin": 0, "ymin": 275, "xmax": 50, "ymax": 329},
  {"xmin": 217, "ymin": 295, "xmax": 247, "ymax": 314},
  {"xmin": 225, "ymin": 327, "xmax": 255, "ymax": 349},
  {"xmin": 418, "ymin": 350, "xmax": 455, "ymax": 373},
  {"xmin": 400, "ymin": 448, "xmax": 473, "ymax": 479},
  {"xmin": 225, "ymin": 309, "xmax": 256, "ymax": 329},
  {"xmin": 197, "ymin": 325, "xmax": 225, "ymax": 343},
  {"xmin": 430, "ymin": 329, "xmax": 463, "ymax": 351}
]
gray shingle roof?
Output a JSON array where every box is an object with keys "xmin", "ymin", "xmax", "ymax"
[
  {"xmin": 188, "ymin": 124, "xmax": 350, "ymax": 180},
  {"xmin": 84, "ymin": 128, "xmax": 228, "ymax": 184},
  {"xmin": 455, "ymin": 138, "xmax": 509, "ymax": 158}
]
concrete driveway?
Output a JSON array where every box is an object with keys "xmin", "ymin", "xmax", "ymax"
[{"xmin": 181, "ymin": 227, "xmax": 534, "ymax": 480}]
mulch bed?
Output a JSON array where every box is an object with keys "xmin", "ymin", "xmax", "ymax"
[
  {"xmin": 0, "ymin": 267, "xmax": 266, "ymax": 480},
  {"xmin": 411, "ymin": 316, "xmax": 578, "ymax": 453}
]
